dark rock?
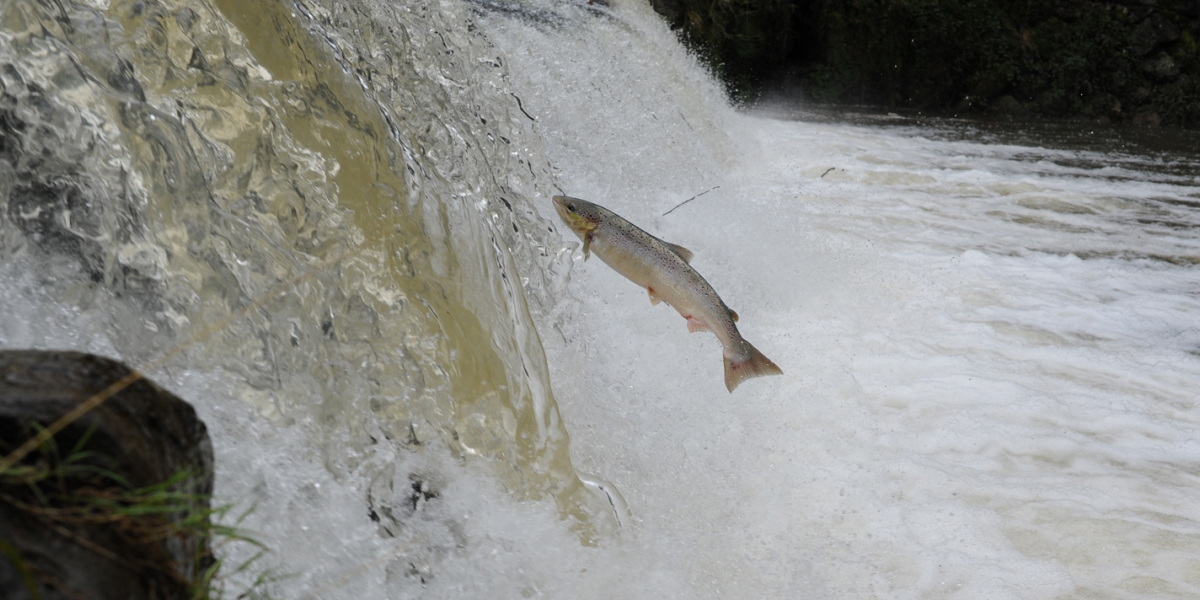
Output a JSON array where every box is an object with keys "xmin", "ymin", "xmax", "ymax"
[
  {"xmin": 649, "ymin": 0, "xmax": 682, "ymax": 23},
  {"xmin": 992, "ymin": 95, "xmax": 1024, "ymax": 113},
  {"xmin": 1131, "ymin": 13, "xmax": 1180, "ymax": 56},
  {"xmin": 1132, "ymin": 110, "xmax": 1162, "ymax": 126},
  {"xmin": 1083, "ymin": 92, "xmax": 1123, "ymax": 119},
  {"xmin": 0, "ymin": 351, "xmax": 213, "ymax": 600},
  {"xmin": 1032, "ymin": 90, "xmax": 1058, "ymax": 112},
  {"xmin": 1140, "ymin": 52, "xmax": 1181, "ymax": 80}
]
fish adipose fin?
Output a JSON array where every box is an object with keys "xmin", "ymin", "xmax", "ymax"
[
  {"xmin": 666, "ymin": 242, "xmax": 694, "ymax": 263},
  {"xmin": 728, "ymin": 309, "xmax": 739, "ymax": 323},
  {"xmin": 648, "ymin": 287, "xmax": 662, "ymax": 305},
  {"xmin": 724, "ymin": 342, "xmax": 783, "ymax": 392},
  {"xmin": 686, "ymin": 316, "xmax": 709, "ymax": 333}
]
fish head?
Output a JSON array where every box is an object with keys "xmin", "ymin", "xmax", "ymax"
[{"xmin": 552, "ymin": 195, "xmax": 601, "ymax": 238}]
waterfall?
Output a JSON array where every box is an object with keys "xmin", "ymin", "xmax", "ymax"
[
  {"xmin": 7, "ymin": 0, "xmax": 1200, "ymax": 598},
  {"xmin": 1, "ymin": 0, "xmax": 705, "ymax": 595}
]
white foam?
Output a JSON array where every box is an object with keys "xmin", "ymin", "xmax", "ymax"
[
  {"xmin": 6, "ymin": 0, "xmax": 1200, "ymax": 596},
  {"xmin": 532, "ymin": 109, "xmax": 1200, "ymax": 597}
]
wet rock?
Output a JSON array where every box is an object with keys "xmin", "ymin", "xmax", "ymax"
[
  {"xmin": 1083, "ymin": 93, "xmax": 1122, "ymax": 120},
  {"xmin": 1031, "ymin": 90, "xmax": 1059, "ymax": 112},
  {"xmin": 1141, "ymin": 52, "xmax": 1181, "ymax": 80},
  {"xmin": 1131, "ymin": 13, "xmax": 1180, "ymax": 56},
  {"xmin": 649, "ymin": 0, "xmax": 682, "ymax": 23},
  {"xmin": 1112, "ymin": 69, "xmax": 1128, "ymax": 89},
  {"xmin": 1132, "ymin": 110, "xmax": 1162, "ymax": 127},
  {"xmin": 991, "ymin": 95, "xmax": 1024, "ymax": 114},
  {"xmin": 0, "ymin": 350, "xmax": 213, "ymax": 600}
]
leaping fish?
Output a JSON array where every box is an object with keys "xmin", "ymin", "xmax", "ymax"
[{"xmin": 553, "ymin": 195, "xmax": 782, "ymax": 392}]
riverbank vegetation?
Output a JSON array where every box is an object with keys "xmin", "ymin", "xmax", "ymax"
[
  {"xmin": 651, "ymin": 0, "xmax": 1200, "ymax": 127},
  {"xmin": 0, "ymin": 433, "xmax": 271, "ymax": 599}
]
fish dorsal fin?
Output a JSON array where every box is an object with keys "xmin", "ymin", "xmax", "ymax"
[
  {"xmin": 666, "ymin": 242, "xmax": 694, "ymax": 263},
  {"xmin": 729, "ymin": 309, "xmax": 739, "ymax": 322}
]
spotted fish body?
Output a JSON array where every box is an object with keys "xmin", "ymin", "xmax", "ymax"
[{"xmin": 553, "ymin": 195, "xmax": 782, "ymax": 392}]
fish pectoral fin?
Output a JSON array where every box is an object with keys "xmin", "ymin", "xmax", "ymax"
[
  {"xmin": 648, "ymin": 287, "xmax": 662, "ymax": 305},
  {"xmin": 685, "ymin": 316, "xmax": 710, "ymax": 333},
  {"xmin": 665, "ymin": 242, "xmax": 694, "ymax": 263},
  {"xmin": 729, "ymin": 309, "xmax": 739, "ymax": 323},
  {"xmin": 582, "ymin": 231, "xmax": 593, "ymax": 260}
]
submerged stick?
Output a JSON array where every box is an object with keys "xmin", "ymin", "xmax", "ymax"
[
  {"xmin": 662, "ymin": 185, "xmax": 720, "ymax": 216},
  {"xmin": 512, "ymin": 93, "xmax": 536, "ymax": 121}
]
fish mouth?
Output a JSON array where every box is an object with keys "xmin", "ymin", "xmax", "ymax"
[
  {"xmin": 552, "ymin": 195, "xmax": 594, "ymax": 234},
  {"xmin": 552, "ymin": 195, "xmax": 570, "ymax": 223}
]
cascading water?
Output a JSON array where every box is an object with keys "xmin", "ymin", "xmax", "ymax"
[
  {"xmin": 0, "ymin": 0, "xmax": 628, "ymax": 595},
  {"xmin": 5, "ymin": 0, "xmax": 1200, "ymax": 598}
]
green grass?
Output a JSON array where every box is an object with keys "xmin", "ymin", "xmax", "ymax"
[{"xmin": 0, "ymin": 425, "xmax": 277, "ymax": 600}]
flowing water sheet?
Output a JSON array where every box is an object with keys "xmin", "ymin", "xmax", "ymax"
[{"xmin": 4, "ymin": 0, "xmax": 1200, "ymax": 598}]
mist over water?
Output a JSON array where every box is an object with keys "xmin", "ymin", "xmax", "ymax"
[{"xmin": 3, "ymin": 0, "xmax": 1200, "ymax": 598}]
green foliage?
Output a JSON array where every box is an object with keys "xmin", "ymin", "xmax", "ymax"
[
  {"xmin": 658, "ymin": 0, "xmax": 1200, "ymax": 126},
  {"xmin": 811, "ymin": 0, "xmax": 1144, "ymax": 113},
  {"xmin": 821, "ymin": 0, "xmax": 1014, "ymax": 106},
  {"xmin": 1181, "ymin": 31, "xmax": 1198, "ymax": 56},
  {"xmin": 669, "ymin": 0, "xmax": 797, "ymax": 100},
  {"xmin": 0, "ymin": 537, "xmax": 41, "ymax": 600},
  {"xmin": 0, "ymin": 428, "xmax": 274, "ymax": 600},
  {"xmin": 1013, "ymin": 9, "xmax": 1135, "ymax": 114}
]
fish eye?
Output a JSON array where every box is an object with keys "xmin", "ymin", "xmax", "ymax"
[{"xmin": 566, "ymin": 203, "xmax": 577, "ymax": 213}]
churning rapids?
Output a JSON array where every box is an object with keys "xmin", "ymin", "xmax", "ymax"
[{"xmin": 3, "ymin": 0, "xmax": 1200, "ymax": 597}]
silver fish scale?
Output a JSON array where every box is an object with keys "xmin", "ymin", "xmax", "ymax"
[{"xmin": 581, "ymin": 201, "xmax": 746, "ymax": 354}]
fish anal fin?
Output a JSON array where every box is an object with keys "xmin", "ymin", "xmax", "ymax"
[
  {"xmin": 686, "ymin": 315, "xmax": 709, "ymax": 333},
  {"xmin": 648, "ymin": 287, "xmax": 662, "ymax": 305},
  {"xmin": 729, "ymin": 309, "xmax": 739, "ymax": 323},
  {"xmin": 666, "ymin": 242, "xmax": 694, "ymax": 263}
]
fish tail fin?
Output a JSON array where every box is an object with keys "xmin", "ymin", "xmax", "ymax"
[{"xmin": 723, "ymin": 340, "xmax": 783, "ymax": 393}]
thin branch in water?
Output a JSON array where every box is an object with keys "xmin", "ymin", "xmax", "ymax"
[
  {"xmin": 663, "ymin": 186, "xmax": 720, "ymax": 216},
  {"xmin": 820, "ymin": 167, "xmax": 836, "ymax": 178},
  {"xmin": 512, "ymin": 93, "xmax": 536, "ymax": 121},
  {"xmin": 677, "ymin": 110, "xmax": 692, "ymax": 131}
]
